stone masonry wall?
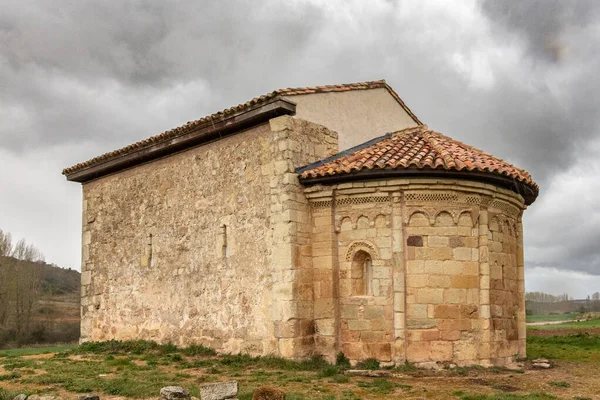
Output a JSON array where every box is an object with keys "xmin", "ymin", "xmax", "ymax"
[
  {"xmin": 305, "ymin": 179, "xmax": 526, "ymax": 367},
  {"xmin": 81, "ymin": 117, "xmax": 338, "ymax": 357}
]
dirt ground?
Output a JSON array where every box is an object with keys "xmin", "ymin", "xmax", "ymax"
[{"xmin": 1, "ymin": 351, "xmax": 599, "ymax": 400}]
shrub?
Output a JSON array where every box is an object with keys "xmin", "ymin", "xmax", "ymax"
[{"xmin": 355, "ymin": 358, "xmax": 379, "ymax": 370}]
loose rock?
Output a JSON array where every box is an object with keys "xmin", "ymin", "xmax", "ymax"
[
  {"xmin": 27, "ymin": 396, "xmax": 61, "ymax": 400},
  {"xmin": 13, "ymin": 394, "xmax": 27, "ymax": 400},
  {"xmin": 160, "ymin": 386, "xmax": 191, "ymax": 400},
  {"xmin": 531, "ymin": 358, "xmax": 552, "ymax": 369},
  {"xmin": 252, "ymin": 386, "xmax": 285, "ymax": 400},
  {"xmin": 200, "ymin": 381, "xmax": 238, "ymax": 400},
  {"xmin": 344, "ymin": 369, "xmax": 391, "ymax": 377},
  {"xmin": 78, "ymin": 395, "xmax": 100, "ymax": 400}
]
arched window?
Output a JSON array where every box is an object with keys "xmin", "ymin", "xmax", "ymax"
[{"xmin": 351, "ymin": 250, "xmax": 373, "ymax": 296}]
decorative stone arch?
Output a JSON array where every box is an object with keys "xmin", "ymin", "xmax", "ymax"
[
  {"xmin": 433, "ymin": 210, "xmax": 455, "ymax": 227},
  {"xmin": 345, "ymin": 240, "xmax": 379, "ymax": 262},
  {"xmin": 407, "ymin": 209, "xmax": 431, "ymax": 226},
  {"xmin": 346, "ymin": 241, "xmax": 378, "ymax": 297},
  {"xmin": 457, "ymin": 209, "xmax": 476, "ymax": 227}
]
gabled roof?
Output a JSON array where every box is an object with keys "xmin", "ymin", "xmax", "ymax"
[
  {"xmin": 63, "ymin": 80, "xmax": 421, "ymax": 181},
  {"xmin": 298, "ymin": 125, "xmax": 539, "ymax": 205}
]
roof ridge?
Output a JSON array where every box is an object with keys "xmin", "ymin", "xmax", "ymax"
[{"xmin": 64, "ymin": 79, "xmax": 419, "ymax": 176}]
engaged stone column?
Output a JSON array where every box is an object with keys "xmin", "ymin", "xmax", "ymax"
[
  {"xmin": 392, "ymin": 192, "xmax": 406, "ymax": 364},
  {"xmin": 516, "ymin": 216, "xmax": 526, "ymax": 359},
  {"xmin": 478, "ymin": 207, "xmax": 491, "ymax": 365}
]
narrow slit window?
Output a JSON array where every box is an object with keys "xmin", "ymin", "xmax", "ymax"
[
  {"xmin": 351, "ymin": 250, "xmax": 372, "ymax": 296},
  {"xmin": 221, "ymin": 225, "xmax": 229, "ymax": 259}
]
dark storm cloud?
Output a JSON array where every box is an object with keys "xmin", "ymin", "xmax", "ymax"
[
  {"xmin": 0, "ymin": 0, "xmax": 599, "ymax": 282},
  {"xmin": 0, "ymin": 1, "xmax": 325, "ymax": 152},
  {"xmin": 481, "ymin": 0, "xmax": 600, "ymax": 63}
]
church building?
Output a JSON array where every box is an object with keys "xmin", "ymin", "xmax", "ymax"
[{"xmin": 63, "ymin": 80, "xmax": 538, "ymax": 367}]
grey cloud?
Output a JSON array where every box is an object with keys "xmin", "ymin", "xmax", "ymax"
[
  {"xmin": 481, "ymin": 0, "xmax": 600, "ymax": 63},
  {"xmin": 0, "ymin": 0, "xmax": 599, "ymax": 280}
]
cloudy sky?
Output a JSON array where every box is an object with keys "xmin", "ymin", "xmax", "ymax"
[{"xmin": 1, "ymin": 0, "xmax": 599, "ymax": 297}]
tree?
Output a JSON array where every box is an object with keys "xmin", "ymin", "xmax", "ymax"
[
  {"xmin": 11, "ymin": 239, "xmax": 44, "ymax": 262},
  {"xmin": 0, "ymin": 230, "xmax": 12, "ymax": 257}
]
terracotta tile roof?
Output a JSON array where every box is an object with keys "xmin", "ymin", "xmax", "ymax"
[
  {"xmin": 299, "ymin": 125, "xmax": 539, "ymax": 203},
  {"xmin": 63, "ymin": 80, "xmax": 421, "ymax": 176}
]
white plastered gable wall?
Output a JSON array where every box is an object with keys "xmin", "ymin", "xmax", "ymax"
[{"xmin": 283, "ymin": 87, "xmax": 419, "ymax": 151}]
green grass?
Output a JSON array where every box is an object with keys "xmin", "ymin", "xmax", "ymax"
[
  {"xmin": 356, "ymin": 378, "xmax": 411, "ymax": 394},
  {"xmin": 527, "ymin": 333, "xmax": 600, "ymax": 363},
  {"xmin": 526, "ymin": 313, "xmax": 583, "ymax": 323},
  {"xmin": 548, "ymin": 381, "xmax": 570, "ymax": 388},
  {"xmin": 0, "ymin": 344, "xmax": 76, "ymax": 357},
  {"xmin": 527, "ymin": 318, "xmax": 600, "ymax": 330}
]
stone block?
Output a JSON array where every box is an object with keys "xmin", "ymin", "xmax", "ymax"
[
  {"xmin": 421, "ymin": 329, "xmax": 440, "ymax": 341},
  {"xmin": 453, "ymin": 247, "xmax": 472, "ymax": 261},
  {"xmin": 341, "ymin": 328, "xmax": 361, "ymax": 342},
  {"xmin": 348, "ymin": 319, "xmax": 370, "ymax": 331},
  {"xmin": 427, "ymin": 236, "xmax": 449, "ymax": 248},
  {"xmin": 444, "ymin": 289, "xmax": 467, "ymax": 304},
  {"xmin": 361, "ymin": 331, "xmax": 384, "ymax": 342},
  {"xmin": 449, "ymin": 236, "xmax": 464, "ymax": 248},
  {"xmin": 440, "ymin": 330, "xmax": 461, "ymax": 341},
  {"xmin": 406, "ymin": 342, "xmax": 431, "ymax": 362},
  {"xmin": 161, "ymin": 386, "xmax": 190, "ymax": 400},
  {"xmin": 438, "ymin": 319, "xmax": 471, "ymax": 332},
  {"xmin": 416, "ymin": 247, "xmax": 453, "ymax": 261},
  {"xmin": 433, "ymin": 304, "xmax": 460, "ymax": 319},
  {"xmin": 407, "ymin": 304, "xmax": 428, "ymax": 319},
  {"xmin": 451, "ymin": 276, "xmax": 478, "ymax": 289},
  {"xmin": 453, "ymin": 341, "xmax": 478, "ymax": 361},
  {"xmin": 314, "ymin": 299, "xmax": 334, "ymax": 319},
  {"xmin": 441, "ymin": 261, "xmax": 463, "ymax": 274},
  {"xmin": 341, "ymin": 304, "xmax": 359, "ymax": 319},
  {"xmin": 407, "ymin": 260, "xmax": 425, "ymax": 274},
  {"xmin": 407, "ymin": 236, "xmax": 423, "ymax": 247},
  {"xmin": 364, "ymin": 342, "xmax": 392, "ymax": 362},
  {"xmin": 406, "ymin": 318, "xmax": 437, "ymax": 329},
  {"xmin": 416, "ymin": 288, "xmax": 444, "ymax": 304},
  {"xmin": 364, "ymin": 306, "xmax": 384, "ymax": 319},
  {"xmin": 200, "ymin": 382, "xmax": 238, "ymax": 400},
  {"xmin": 462, "ymin": 262, "xmax": 479, "ymax": 276},
  {"xmin": 431, "ymin": 341, "xmax": 453, "ymax": 361},
  {"xmin": 316, "ymin": 319, "xmax": 335, "ymax": 336},
  {"xmin": 342, "ymin": 342, "xmax": 364, "ymax": 360}
]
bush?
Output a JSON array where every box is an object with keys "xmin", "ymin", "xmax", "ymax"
[
  {"xmin": 355, "ymin": 358, "xmax": 379, "ymax": 370},
  {"xmin": 335, "ymin": 352, "xmax": 351, "ymax": 369}
]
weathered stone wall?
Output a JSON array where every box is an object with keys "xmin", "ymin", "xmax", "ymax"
[
  {"xmin": 80, "ymin": 117, "xmax": 338, "ymax": 357},
  {"xmin": 487, "ymin": 201, "xmax": 522, "ymax": 365},
  {"xmin": 304, "ymin": 179, "xmax": 526, "ymax": 367}
]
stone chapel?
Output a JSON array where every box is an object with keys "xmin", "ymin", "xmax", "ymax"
[{"xmin": 63, "ymin": 80, "xmax": 538, "ymax": 367}]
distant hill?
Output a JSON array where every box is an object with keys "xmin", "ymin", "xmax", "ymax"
[
  {"xmin": 39, "ymin": 262, "xmax": 80, "ymax": 295},
  {"xmin": 0, "ymin": 256, "xmax": 80, "ymax": 348}
]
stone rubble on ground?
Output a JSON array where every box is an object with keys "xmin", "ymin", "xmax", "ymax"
[
  {"xmin": 200, "ymin": 381, "xmax": 238, "ymax": 400},
  {"xmin": 27, "ymin": 396, "xmax": 62, "ymax": 400},
  {"xmin": 531, "ymin": 358, "xmax": 552, "ymax": 369},
  {"xmin": 251, "ymin": 386, "xmax": 286, "ymax": 400},
  {"xmin": 12, "ymin": 395, "xmax": 28, "ymax": 400},
  {"xmin": 77, "ymin": 395, "xmax": 99, "ymax": 400},
  {"xmin": 344, "ymin": 369, "xmax": 392, "ymax": 377},
  {"xmin": 160, "ymin": 386, "xmax": 191, "ymax": 400}
]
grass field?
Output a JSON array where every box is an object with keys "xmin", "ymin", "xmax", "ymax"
[
  {"xmin": 527, "ymin": 318, "xmax": 600, "ymax": 331},
  {"xmin": 1, "ymin": 326, "xmax": 600, "ymax": 400},
  {"xmin": 525, "ymin": 314, "xmax": 583, "ymax": 323}
]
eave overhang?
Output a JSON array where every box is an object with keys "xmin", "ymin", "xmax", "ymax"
[
  {"xmin": 64, "ymin": 98, "xmax": 296, "ymax": 183},
  {"xmin": 297, "ymin": 167, "xmax": 538, "ymax": 206}
]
